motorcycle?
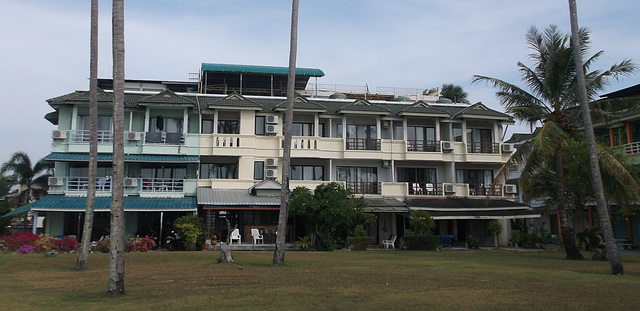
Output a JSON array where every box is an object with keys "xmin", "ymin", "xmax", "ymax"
[{"xmin": 165, "ymin": 230, "xmax": 184, "ymax": 251}]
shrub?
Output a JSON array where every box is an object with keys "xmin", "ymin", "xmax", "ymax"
[
  {"xmin": 2, "ymin": 232, "xmax": 39, "ymax": 251},
  {"xmin": 409, "ymin": 210, "xmax": 436, "ymax": 235},
  {"xmin": 94, "ymin": 239, "xmax": 110, "ymax": 253},
  {"xmin": 173, "ymin": 215, "xmax": 204, "ymax": 246},
  {"xmin": 511, "ymin": 230, "xmax": 523, "ymax": 246},
  {"xmin": 55, "ymin": 236, "xmax": 78, "ymax": 253},
  {"xmin": 346, "ymin": 236, "xmax": 373, "ymax": 251},
  {"xmin": 17, "ymin": 244, "xmax": 36, "ymax": 254},
  {"xmin": 133, "ymin": 236, "xmax": 156, "ymax": 252},
  {"xmin": 401, "ymin": 235, "xmax": 439, "ymax": 250},
  {"xmin": 315, "ymin": 233, "xmax": 335, "ymax": 251},
  {"xmin": 467, "ymin": 235, "xmax": 480, "ymax": 249}
]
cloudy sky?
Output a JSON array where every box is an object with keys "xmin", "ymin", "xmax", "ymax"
[{"xmin": 1, "ymin": 0, "xmax": 639, "ymax": 163}]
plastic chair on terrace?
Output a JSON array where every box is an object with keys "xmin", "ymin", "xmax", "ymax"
[
  {"xmin": 230, "ymin": 228, "xmax": 241, "ymax": 245},
  {"xmin": 382, "ymin": 235, "xmax": 396, "ymax": 249},
  {"xmin": 251, "ymin": 228, "xmax": 264, "ymax": 244}
]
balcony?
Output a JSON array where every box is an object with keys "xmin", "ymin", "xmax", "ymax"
[
  {"xmin": 66, "ymin": 176, "xmax": 112, "ymax": 192},
  {"xmin": 69, "ymin": 130, "xmax": 113, "ymax": 144},
  {"xmin": 408, "ymin": 182, "xmax": 443, "ymax": 196},
  {"xmin": 144, "ymin": 132, "xmax": 185, "ymax": 145},
  {"xmin": 467, "ymin": 142, "xmax": 500, "ymax": 154},
  {"xmin": 345, "ymin": 181, "xmax": 381, "ymax": 194},
  {"xmin": 407, "ymin": 140, "xmax": 441, "ymax": 152},
  {"xmin": 623, "ymin": 141, "xmax": 640, "ymax": 157},
  {"xmin": 140, "ymin": 178, "xmax": 185, "ymax": 193},
  {"xmin": 346, "ymin": 138, "xmax": 381, "ymax": 151},
  {"xmin": 468, "ymin": 184, "xmax": 503, "ymax": 196}
]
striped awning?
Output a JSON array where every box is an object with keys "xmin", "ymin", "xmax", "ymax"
[
  {"xmin": 31, "ymin": 195, "xmax": 196, "ymax": 212},
  {"xmin": 45, "ymin": 153, "xmax": 199, "ymax": 163},
  {"xmin": 197, "ymin": 188, "xmax": 280, "ymax": 210}
]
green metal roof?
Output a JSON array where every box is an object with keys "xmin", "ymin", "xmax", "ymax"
[
  {"xmin": 32, "ymin": 195, "xmax": 196, "ymax": 212},
  {"xmin": 44, "ymin": 153, "xmax": 199, "ymax": 163},
  {"xmin": 1, "ymin": 203, "xmax": 32, "ymax": 218},
  {"xmin": 200, "ymin": 63, "xmax": 325, "ymax": 77}
]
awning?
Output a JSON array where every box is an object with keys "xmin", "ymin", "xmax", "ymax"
[
  {"xmin": 407, "ymin": 198, "xmax": 540, "ymax": 220},
  {"xmin": 31, "ymin": 195, "xmax": 196, "ymax": 212},
  {"xmin": 45, "ymin": 153, "xmax": 199, "ymax": 163},
  {"xmin": 197, "ymin": 188, "xmax": 280, "ymax": 210},
  {"xmin": 1, "ymin": 203, "xmax": 32, "ymax": 218},
  {"xmin": 362, "ymin": 198, "xmax": 409, "ymax": 213},
  {"xmin": 44, "ymin": 111, "xmax": 59, "ymax": 125}
]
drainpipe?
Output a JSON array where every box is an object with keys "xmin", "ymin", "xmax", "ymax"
[{"xmin": 449, "ymin": 122, "xmax": 456, "ymax": 187}]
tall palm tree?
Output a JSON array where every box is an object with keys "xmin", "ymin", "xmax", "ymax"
[
  {"xmin": 473, "ymin": 25, "xmax": 637, "ymax": 260},
  {"xmin": 440, "ymin": 84, "xmax": 469, "ymax": 103},
  {"xmin": 76, "ymin": 0, "xmax": 99, "ymax": 271},
  {"xmin": 273, "ymin": 0, "xmax": 299, "ymax": 266},
  {"xmin": 568, "ymin": 0, "xmax": 625, "ymax": 274},
  {"xmin": 109, "ymin": 0, "xmax": 125, "ymax": 294},
  {"xmin": 1, "ymin": 152, "xmax": 50, "ymax": 231}
]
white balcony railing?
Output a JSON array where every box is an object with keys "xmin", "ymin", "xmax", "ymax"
[
  {"xmin": 66, "ymin": 176, "xmax": 112, "ymax": 192},
  {"xmin": 623, "ymin": 141, "xmax": 640, "ymax": 156},
  {"xmin": 140, "ymin": 178, "xmax": 185, "ymax": 192},
  {"xmin": 69, "ymin": 130, "xmax": 113, "ymax": 144}
]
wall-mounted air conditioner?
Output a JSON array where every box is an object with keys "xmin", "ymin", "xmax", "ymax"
[
  {"xmin": 126, "ymin": 132, "xmax": 142, "ymax": 141},
  {"xmin": 52, "ymin": 130, "xmax": 67, "ymax": 139},
  {"xmin": 502, "ymin": 143, "xmax": 515, "ymax": 153},
  {"xmin": 124, "ymin": 178, "xmax": 138, "ymax": 187},
  {"xmin": 265, "ymin": 168, "xmax": 278, "ymax": 178},
  {"xmin": 48, "ymin": 177, "xmax": 64, "ymax": 186},
  {"xmin": 382, "ymin": 160, "xmax": 390, "ymax": 168},
  {"xmin": 382, "ymin": 120, "xmax": 390, "ymax": 128},
  {"xmin": 444, "ymin": 183, "xmax": 456, "ymax": 193},
  {"xmin": 442, "ymin": 141, "xmax": 454, "ymax": 152},
  {"xmin": 266, "ymin": 124, "xmax": 278, "ymax": 134},
  {"xmin": 266, "ymin": 158, "xmax": 278, "ymax": 167},
  {"xmin": 266, "ymin": 115, "xmax": 279, "ymax": 124},
  {"xmin": 504, "ymin": 184, "xmax": 517, "ymax": 194}
]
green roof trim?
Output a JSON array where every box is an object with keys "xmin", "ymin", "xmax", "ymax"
[
  {"xmin": 201, "ymin": 63, "xmax": 325, "ymax": 77},
  {"xmin": 32, "ymin": 195, "xmax": 196, "ymax": 212},
  {"xmin": 44, "ymin": 153, "xmax": 199, "ymax": 163},
  {"xmin": 44, "ymin": 111, "xmax": 59, "ymax": 125}
]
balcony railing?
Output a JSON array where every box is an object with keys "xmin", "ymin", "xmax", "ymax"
[
  {"xmin": 144, "ymin": 132, "xmax": 185, "ymax": 145},
  {"xmin": 468, "ymin": 184, "xmax": 503, "ymax": 196},
  {"xmin": 345, "ymin": 181, "xmax": 381, "ymax": 194},
  {"xmin": 467, "ymin": 142, "xmax": 500, "ymax": 154},
  {"xmin": 141, "ymin": 178, "xmax": 185, "ymax": 192},
  {"xmin": 69, "ymin": 130, "xmax": 113, "ymax": 144},
  {"xmin": 623, "ymin": 141, "xmax": 640, "ymax": 156},
  {"xmin": 408, "ymin": 182, "xmax": 442, "ymax": 196},
  {"xmin": 346, "ymin": 138, "xmax": 381, "ymax": 151},
  {"xmin": 407, "ymin": 140, "xmax": 441, "ymax": 152},
  {"xmin": 66, "ymin": 176, "xmax": 112, "ymax": 192}
]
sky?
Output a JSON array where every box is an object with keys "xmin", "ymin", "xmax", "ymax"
[{"xmin": 1, "ymin": 0, "xmax": 639, "ymax": 164}]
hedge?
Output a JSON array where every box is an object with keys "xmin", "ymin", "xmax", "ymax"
[
  {"xmin": 401, "ymin": 235, "xmax": 439, "ymax": 250},
  {"xmin": 346, "ymin": 236, "xmax": 373, "ymax": 251}
]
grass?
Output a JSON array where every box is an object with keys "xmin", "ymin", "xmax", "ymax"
[{"xmin": 1, "ymin": 249, "xmax": 640, "ymax": 310}]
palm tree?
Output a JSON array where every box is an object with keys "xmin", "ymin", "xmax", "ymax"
[
  {"xmin": 472, "ymin": 25, "xmax": 637, "ymax": 260},
  {"xmin": 440, "ymin": 84, "xmax": 469, "ymax": 103},
  {"xmin": 568, "ymin": 0, "xmax": 625, "ymax": 275},
  {"xmin": 109, "ymin": 0, "xmax": 125, "ymax": 294},
  {"xmin": 76, "ymin": 0, "xmax": 99, "ymax": 271},
  {"xmin": 273, "ymin": 0, "xmax": 299, "ymax": 266}
]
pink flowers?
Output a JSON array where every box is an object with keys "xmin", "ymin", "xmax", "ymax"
[{"xmin": 0, "ymin": 232, "xmax": 78, "ymax": 254}]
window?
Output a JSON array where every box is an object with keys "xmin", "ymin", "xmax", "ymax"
[
  {"xmin": 200, "ymin": 163, "xmax": 237, "ymax": 179},
  {"xmin": 456, "ymin": 169, "xmax": 496, "ymax": 195},
  {"xmin": 337, "ymin": 166, "xmax": 378, "ymax": 194},
  {"xmin": 202, "ymin": 120, "xmax": 214, "ymax": 134},
  {"xmin": 218, "ymin": 120, "xmax": 239, "ymax": 134},
  {"xmin": 292, "ymin": 122, "xmax": 314, "ymax": 136},
  {"xmin": 393, "ymin": 122, "xmax": 404, "ymax": 140},
  {"xmin": 453, "ymin": 125, "xmax": 463, "ymax": 142},
  {"xmin": 140, "ymin": 165, "xmax": 187, "ymax": 179},
  {"xmin": 150, "ymin": 117, "xmax": 183, "ymax": 133},
  {"xmin": 255, "ymin": 116, "xmax": 265, "ymax": 135},
  {"xmin": 291, "ymin": 165, "xmax": 324, "ymax": 180},
  {"xmin": 467, "ymin": 128, "xmax": 492, "ymax": 143},
  {"xmin": 77, "ymin": 115, "xmax": 113, "ymax": 132},
  {"xmin": 397, "ymin": 167, "xmax": 436, "ymax": 183},
  {"xmin": 254, "ymin": 161, "xmax": 265, "ymax": 180},
  {"xmin": 347, "ymin": 124, "xmax": 377, "ymax": 139},
  {"xmin": 69, "ymin": 163, "xmax": 113, "ymax": 177}
]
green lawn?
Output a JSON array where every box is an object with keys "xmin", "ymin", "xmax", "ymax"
[{"xmin": 1, "ymin": 249, "xmax": 639, "ymax": 310}]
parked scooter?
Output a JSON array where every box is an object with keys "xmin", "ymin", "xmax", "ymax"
[{"xmin": 165, "ymin": 231, "xmax": 184, "ymax": 251}]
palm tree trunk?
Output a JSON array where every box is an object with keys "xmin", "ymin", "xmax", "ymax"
[
  {"xmin": 273, "ymin": 0, "xmax": 299, "ymax": 266},
  {"xmin": 556, "ymin": 147, "xmax": 584, "ymax": 260},
  {"xmin": 76, "ymin": 0, "xmax": 99, "ymax": 271},
  {"xmin": 568, "ymin": 0, "xmax": 623, "ymax": 274},
  {"xmin": 109, "ymin": 0, "xmax": 125, "ymax": 294}
]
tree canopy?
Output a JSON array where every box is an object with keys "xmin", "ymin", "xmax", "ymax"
[{"xmin": 440, "ymin": 84, "xmax": 469, "ymax": 103}]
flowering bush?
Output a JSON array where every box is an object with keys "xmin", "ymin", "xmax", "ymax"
[
  {"xmin": 34, "ymin": 234, "xmax": 58, "ymax": 252},
  {"xmin": 1, "ymin": 232, "xmax": 39, "ymax": 251},
  {"xmin": 94, "ymin": 239, "xmax": 110, "ymax": 253},
  {"xmin": 17, "ymin": 244, "xmax": 36, "ymax": 254},
  {"xmin": 133, "ymin": 236, "xmax": 156, "ymax": 252},
  {"xmin": 55, "ymin": 236, "xmax": 78, "ymax": 253}
]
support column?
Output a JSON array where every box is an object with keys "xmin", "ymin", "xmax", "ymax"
[
  {"xmin": 609, "ymin": 128, "xmax": 616, "ymax": 147},
  {"xmin": 31, "ymin": 211, "xmax": 38, "ymax": 234},
  {"xmin": 626, "ymin": 122, "xmax": 633, "ymax": 144},
  {"xmin": 144, "ymin": 107, "xmax": 150, "ymax": 132}
]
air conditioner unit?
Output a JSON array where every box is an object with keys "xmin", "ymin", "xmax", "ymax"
[
  {"xmin": 444, "ymin": 183, "xmax": 456, "ymax": 193},
  {"xmin": 266, "ymin": 158, "xmax": 278, "ymax": 167},
  {"xmin": 382, "ymin": 160, "xmax": 390, "ymax": 168},
  {"xmin": 265, "ymin": 168, "xmax": 278, "ymax": 178},
  {"xmin": 502, "ymin": 143, "xmax": 515, "ymax": 153},
  {"xmin": 124, "ymin": 178, "xmax": 138, "ymax": 187},
  {"xmin": 126, "ymin": 131, "xmax": 142, "ymax": 141},
  {"xmin": 442, "ymin": 141, "xmax": 454, "ymax": 152},
  {"xmin": 266, "ymin": 124, "xmax": 279, "ymax": 134},
  {"xmin": 52, "ymin": 130, "xmax": 67, "ymax": 139},
  {"xmin": 266, "ymin": 115, "xmax": 279, "ymax": 124},
  {"xmin": 382, "ymin": 120, "xmax": 390, "ymax": 128},
  {"xmin": 504, "ymin": 184, "xmax": 517, "ymax": 194},
  {"xmin": 48, "ymin": 177, "xmax": 64, "ymax": 186}
]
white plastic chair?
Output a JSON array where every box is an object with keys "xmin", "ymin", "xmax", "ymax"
[
  {"xmin": 425, "ymin": 183, "xmax": 435, "ymax": 195},
  {"xmin": 382, "ymin": 235, "xmax": 396, "ymax": 249},
  {"xmin": 251, "ymin": 228, "xmax": 264, "ymax": 244},
  {"xmin": 230, "ymin": 228, "xmax": 241, "ymax": 245},
  {"xmin": 412, "ymin": 183, "xmax": 423, "ymax": 195}
]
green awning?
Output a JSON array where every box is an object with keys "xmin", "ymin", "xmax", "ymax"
[
  {"xmin": 200, "ymin": 63, "xmax": 325, "ymax": 77},
  {"xmin": 44, "ymin": 153, "xmax": 199, "ymax": 163},
  {"xmin": 44, "ymin": 111, "xmax": 59, "ymax": 125},
  {"xmin": 31, "ymin": 195, "xmax": 196, "ymax": 212},
  {"xmin": 1, "ymin": 203, "xmax": 32, "ymax": 218}
]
